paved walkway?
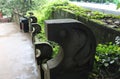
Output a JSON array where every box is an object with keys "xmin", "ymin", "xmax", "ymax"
[
  {"xmin": 71, "ymin": 1, "xmax": 120, "ymax": 15},
  {"xmin": 0, "ymin": 23, "xmax": 40, "ymax": 79}
]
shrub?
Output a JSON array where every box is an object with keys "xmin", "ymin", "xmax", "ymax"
[{"xmin": 90, "ymin": 43, "xmax": 120, "ymax": 79}]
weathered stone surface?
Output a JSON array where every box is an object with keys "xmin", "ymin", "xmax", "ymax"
[
  {"xmin": 44, "ymin": 19, "xmax": 96, "ymax": 79},
  {"xmin": 53, "ymin": 9, "xmax": 120, "ymax": 44},
  {"xmin": 114, "ymin": 20, "xmax": 120, "ymax": 25},
  {"xmin": 106, "ymin": 19, "xmax": 113, "ymax": 24}
]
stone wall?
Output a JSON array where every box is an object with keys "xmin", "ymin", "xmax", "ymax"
[{"xmin": 52, "ymin": 9, "xmax": 120, "ymax": 44}]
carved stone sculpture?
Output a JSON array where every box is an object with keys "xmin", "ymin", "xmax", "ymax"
[{"xmin": 37, "ymin": 19, "xmax": 96, "ymax": 79}]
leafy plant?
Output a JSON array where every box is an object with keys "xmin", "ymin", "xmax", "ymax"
[
  {"xmin": 117, "ymin": 2, "xmax": 120, "ymax": 9},
  {"xmin": 90, "ymin": 43, "xmax": 120, "ymax": 79},
  {"xmin": 30, "ymin": 0, "xmax": 68, "ymax": 57}
]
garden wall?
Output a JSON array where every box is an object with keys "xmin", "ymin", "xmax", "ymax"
[{"xmin": 52, "ymin": 9, "xmax": 120, "ymax": 44}]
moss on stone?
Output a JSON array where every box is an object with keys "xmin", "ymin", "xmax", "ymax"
[
  {"xmin": 55, "ymin": 3, "xmax": 120, "ymax": 20},
  {"xmin": 90, "ymin": 19, "xmax": 106, "ymax": 25}
]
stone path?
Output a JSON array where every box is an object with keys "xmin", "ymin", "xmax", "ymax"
[{"xmin": 0, "ymin": 23, "xmax": 40, "ymax": 79}]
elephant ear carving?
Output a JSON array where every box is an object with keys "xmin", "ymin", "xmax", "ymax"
[
  {"xmin": 60, "ymin": 27, "xmax": 95, "ymax": 71},
  {"xmin": 60, "ymin": 29, "xmax": 87, "ymax": 69}
]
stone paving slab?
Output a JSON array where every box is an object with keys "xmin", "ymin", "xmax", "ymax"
[{"xmin": 0, "ymin": 23, "xmax": 40, "ymax": 79}]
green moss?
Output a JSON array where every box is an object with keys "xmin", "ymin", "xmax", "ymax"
[
  {"xmin": 55, "ymin": 3, "xmax": 120, "ymax": 20},
  {"xmin": 91, "ymin": 19, "xmax": 106, "ymax": 25}
]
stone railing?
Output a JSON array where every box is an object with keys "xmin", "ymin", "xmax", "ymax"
[
  {"xmin": 52, "ymin": 9, "xmax": 120, "ymax": 44},
  {"xmin": 35, "ymin": 19, "xmax": 96, "ymax": 79},
  {"xmin": 13, "ymin": 10, "xmax": 97, "ymax": 79},
  {"xmin": 12, "ymin": 11, "xmax": 41, "ymax": 37}
]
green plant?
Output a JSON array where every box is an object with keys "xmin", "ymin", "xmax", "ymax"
[
  {"xmin": 30, "ymin": 0, "xmax": 68, "ymax": 57},
  {"xmin": 117, "ymin": 2, "xmax": 120, "ymax": 9},
  {"xmin": 90, "ymin": 43, "xmax": 120, "ymax": 79},
  {"xmin": 55, "ymin": 3, "xmax": 120, "ymax": 20}
]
